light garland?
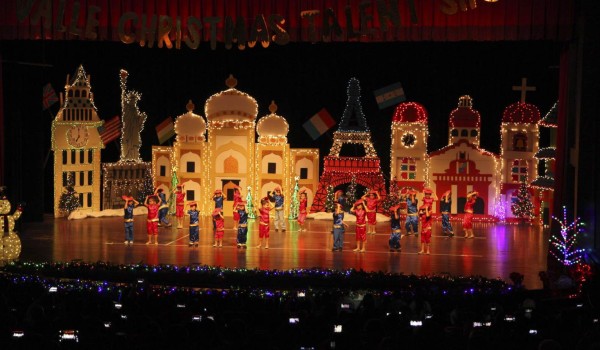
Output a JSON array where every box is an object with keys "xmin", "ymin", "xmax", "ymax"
[
  {"xmin": 448, "ymin": 95, "xmax": 481, "ymax": 147},
  {"xmin": 204, "ymin": 75, "xmax": 258, "ymax": 122},
  {"xmin": 539, "ymin": 101, "xmax": 558, "ymax": 128},
  {"xmin": 549, "ymin": 206, "xmax": 585, "ymax": 266}
]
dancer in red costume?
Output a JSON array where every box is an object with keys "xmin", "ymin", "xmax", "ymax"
[
  {"xmin": 351, "ymin": 200, "xmax": 367, "ymax": 252},
  {"xmin": 212, "ymin": 208, "xmax": 224, "ymax": 247},
  {"xmin": 256, "ymin": 197, "xmax": 272, "ymax": 249},
  {"xmin": 174, "ymin": 184, "xmax": 185, "ymax": 229},
  {"xmin": 144, "ymin": 195, "xmax": 160, "ymax": 245},
  {"xmin": 463, "ymin": 191, "xmax": 478, "ymax": 238},
  {"xmin": 362, "ymin": 191, "xmax": 380, "ymax": 234},
  {"xmin": 297, "ymin": 190, "xmax": 308, "ymax": 231},
  {"xmin": 418, "ymin": 204, "xmax": 433, "ymax": 254}
]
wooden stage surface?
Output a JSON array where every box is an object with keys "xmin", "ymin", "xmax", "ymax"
[{"xmin": 17, "ymin": 215, "xmax": 549, "ymax": 289}]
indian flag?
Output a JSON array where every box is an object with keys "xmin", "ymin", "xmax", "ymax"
[
  {"xmin": 155, "ymin": 117, "xmax": 175, "ymax": 144},
  {"xmin": 302, "ymin": 108, "xmax": 336, "ymax": 140}
]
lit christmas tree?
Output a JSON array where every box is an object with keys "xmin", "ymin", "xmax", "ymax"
[
  {"xmin": 136, "ymin": 167, "xmax": 154, "ymax": 203},
  {"xmin": 58, "ymin": 173, "xmax": 79, "ymax": 215},
  {"xmin": 346, "ymin": 175, "xmax": 357, "ymax": 206},
  {"xmin": 382, "ymin": 178, "xmax": 401, "ymax": 212},
  {"xmin": 289, "ymin": 177, "xmax": 299, "ymax": 220},
  {"xmin": 168, "ymin": 170, "xmax": 179, "ymax": 215},
  {"xmin": 325, "ymin": 185, "xmax": 335, "ymax": 213},
  {"xmin": 246, "ymin": 186, "xmax": 256, "ymax": 219},
  {"xmin": 549, "ymin": 206, "xmax": 585, "ymax": 266},
  {"xmin": 494, "ymin": 198, "xmax": 507, "ymax": 222},
  {"xmin": 511, "ymin": 182, "xmax": 535, "ymax": 222}
]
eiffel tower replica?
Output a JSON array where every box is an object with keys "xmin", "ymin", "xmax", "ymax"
[{"xmin": 310, "ymin": 78, "xmax": 387, "ymax": 212}]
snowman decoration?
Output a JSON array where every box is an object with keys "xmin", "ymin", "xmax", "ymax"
[{"xmin": 0, "ymin": 186, "xmax": 23, "ymax": 262}]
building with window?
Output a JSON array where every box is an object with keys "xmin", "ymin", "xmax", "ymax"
[
  {"xmin": 152, "ymin": 76, "xmax": 319, "ymax": 216},
  {"xmin": 51, "ymin": 66, "xmax": 103, "ymax": 217},
  {"xmin": 391, "ymin": 95, "xmax": 539, "ymax": 220}
]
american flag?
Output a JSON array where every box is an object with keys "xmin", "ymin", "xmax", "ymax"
[
  {"xmin": 42, "ymin": 83, "xmax": 58, "ymax": 110},
  {"xmin": 97, "ymin": 116, "xmax": 122, "ymax": 145}
]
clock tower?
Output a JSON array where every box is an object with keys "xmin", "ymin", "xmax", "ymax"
[
  {"xmin": 51, "ymin": 65, "xmax": 104, "ymax": 217},
  {"xmin": 391, "ymin": 102, "xmax": 430, "ymax": 190}
]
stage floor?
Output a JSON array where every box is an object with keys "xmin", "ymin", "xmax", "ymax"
[{"xmin": 17, "ymin": 215, "xmax": 549, "ymax": 289}]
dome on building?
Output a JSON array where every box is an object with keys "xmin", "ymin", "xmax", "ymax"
[
  {"xmin": 449, "ymin": 95, "xmax": 481, "ymax": 128},
  {"xmin": 502, "ymin": 102, "xmax": 541, "ymax": 124},
  {"xmin": 204, "ymin": 75, "xmax": 258, "ymax": 122},
  {"xmin": 256, "ymin": 101, "xmax": 289, "ymax": 144},
  {"xmin": 175, "ymin": 100, "xmax": 206, "ymax": 142},
  {"xmin": 392, "ymin": 102, "xmax": 428, "ymax": 123}
]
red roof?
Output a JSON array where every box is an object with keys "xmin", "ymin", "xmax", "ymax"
[
  {"xmin": 502, "ymin": 102, "xmax": 541, "ymax": 124},
  {"xmin": 392, "ymin": 102, "xmax": 428, "ymax": 124},
  {"xmin": 449, "ymin": 107, "xmax": 481, "ymax": 128}
]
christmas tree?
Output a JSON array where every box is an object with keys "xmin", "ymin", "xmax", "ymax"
[
  {"xmin": 58, "ymin": 173, "xmax": 79, "ymax": 215},
  {"xmin": 346, "ymin": 175, "xmax": 357, "ymax": 206},
  {"xmin": 549, "ymin": 206, "xmax": 585, "ymax": 266},
  {"xmin": 511, "ymin": 182, "xmax": 535, "ymax": 221},
  {"xmin": 168, "ymin": 170, "xmax": 179, "ymax": 215},
  {"xmin": 246, "ymin": 186, "xmax": 256, "ymax": 219},
  {"xmin": 325, "ymin": 185, "xmax": 335, "ymax": 213},
  {"xmin": 289, "ymin": 177, "xmax": 299, "ymax": 220},
  {"xmin": 494, "ymin": 198, "xmax": 507, "ymax": 222},
  {"xmin": 382, "ymin": 178, "xmax": 401, "ymax": 213},
  {"xmin": 136, "ymin": 167, "xmax": 154, "ymax": 203}
]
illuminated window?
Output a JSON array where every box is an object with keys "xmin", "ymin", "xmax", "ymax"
[
  {"xmin": 512, "ymin": 133, "xmax": 528, "ymax": 151},
  {"xmin": 300, "ymin": 168, "xmax": 308, "ymax": 179},
  {"xmin": 399, "ymin": 158, "xmax": 417, "ymax": 180},
  {"xmin": 511, "ymin": 159, "xmax": 528, "ymax": 182},
  {"xmin": 267, "ymin": 163, "xmax": 277, "ymax": 174},
  {"xmin": 159, "ymin": 166, "xmax": 166, "ymax": 177}
]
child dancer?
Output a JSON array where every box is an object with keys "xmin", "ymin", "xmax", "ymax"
[
  {"xmin": 351, "ymin": 200, "xmax": 367, "ymax": 252},
  {"xmin": 418, "ymin": 204, "xmax": 433, "ymax": 254},
  {"xmin": 268, "ymin": 185, "xmax": 286, "ymax": 232},
  {"xmin": 123, "ymin": 196, "xmax": 139, "ymax": 244},
  {"xmin": 175, "ymin": 184, "xmax": 185, "ymax": 229},
  {"xmin": 232, "ymin": 186, "xmax": 242, "ymax": 230},
  {"xmin": 187, "ymin": 201, "xmax": 200, "ymax": 247},
  {"xmin": 405, "ymin": 190, "xmax": 419, "ymax": 236},
  {"xmin": 257, "ymin": 197, "xmax": 272, "ymax": 249},
  {"xmin": 297, "ymin": 190, "xmax": 308, "ymax": 231},
  {"xmin": 236, "ymin": 200, "xmax": 248, "ymax": 248},
  {"xmin": 362, "ymin": 191, "xmax": 381, "ymax": 234},
  {"xmin": 388, "ymin": 204, "xmax": 402, "ymax": 252},
  {"xmin": 332, "ymin": 202, "xmax": 348, "ymax": 251},
  {"xmin": 155, "ymin": 188, "xmax": 171, "ymax": 227},
  {"xmin": 144, "ymin": 194, "xmax": 160, "ymax": 245},
  {"xmin": 440, "ymin": 190, "xmax": 454, "ymax": 237},
  {"xmin": 213, "ymin": 189, "xmax": 223, "ymax": 230},
  {"xmin": 463, "ymin": 191, "xmax": 478, "ymax": 238},
  {"xmin": 212, "ymin": 208, "xmax": 225, "ymax": 247},
  {"xmin": 422, "ymin": 188, "xmax": 437, "ymax": 210}
]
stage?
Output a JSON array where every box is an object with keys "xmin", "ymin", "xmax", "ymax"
[{"xmin": 16, "ymin": 215, "xmax": 549, "ymax": 290}]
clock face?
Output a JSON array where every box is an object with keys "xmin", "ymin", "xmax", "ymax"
[
  {"xmin": 67, "ymin": 125, "xmax": 89, "ymax": 148},
  {"xmin": 401, "ymin": 132, "xmax": 416, "ymax": 148}
]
